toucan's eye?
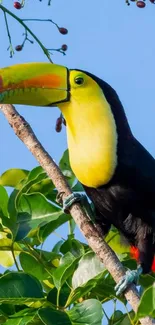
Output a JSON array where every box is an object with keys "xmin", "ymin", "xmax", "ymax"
[{"xmin": 74, "ymin": 76, "xmax": 84, "ymax": 85}]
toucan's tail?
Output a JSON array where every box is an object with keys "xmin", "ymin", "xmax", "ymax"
[{"xmin": 130, "ymin": 246, "xmax": 155, "ymax": 272}]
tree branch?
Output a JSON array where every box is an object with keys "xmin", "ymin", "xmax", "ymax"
[{"xmin": 0, "ymin": 104, "xmax": 154, "ymax": 325}]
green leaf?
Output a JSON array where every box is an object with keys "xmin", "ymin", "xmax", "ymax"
[
  {"xmin": 3, "ymin": 308, "xmax": 36, "ymax": 325},
  {"xmin": 0, "ymin": 250, "xmax": 18, "ymax": 268},
  {"xmin": 4, "ymin": 310, "xmax": 35, "ymax": 325},
  {"xmin": 105, "ymin": 228, "xmax": 130, "ymax": 254},
  {"xmin": 47, "ymin": 283, "xmax": 71, "ymax": 307},
  {"xmin": 38, "ymin": 300, "xmax": 103, "ymax": 325},
  {"xmin": 38, "ymin": 214, "xmax": 71, "ymax": 243},
  {"xmin": 119, "ymin": 311, "xmax": 135, "ymax": 325},
  {"xmin": 35, "ymin": 250, "xmax": 60, "ymax": 265},
  {"xmin": 91, "ymin": 272, "xmax": 126, "ymax": 304},
  {"xmin": 38, "ymin": 308, "xmax": 71, "ymax": 325},
  {"xmin": 52, "ymin": 252, "xmax": 79, "ymax": 289},
  {"xmin": 0, "ymin": 231, "xmax": 21, "ymax": 267},
  {"xmin": 52, "ymin": 240, "xmax": 64, "ymax": 254},
  {"xmin": 109, "ymin": 311, "xmax": 135, "ymax": 325},
  {"xmin": 0, "ymin": 272, "xmax": 44, "ymax": 304},
  {"xmin": 29, "ymin": 178, "xmax": 55, "ymax": 197},
  {"xmin": 45, "ymin": 189, "xmax": 58, "ymax": 205},
  {"xmin": 0, "ymin": 310, "xmax": 7, "ymax": 324},
  {"xmin": 72, "ymin": 182, "xmax": 84, "ymax": 192},
  {"xmin": 59, "ymin": 150, "xmax": 76, "ymax": 186},
  {"xmin": 0, "ymin": 303, "xmax": 15, "ymax": 316},
  {"xmin": 8, "ymin": 190, "xmax": 18, "ymax": 222},
  {"xmin": 139, "ymin": 274, "xmax": 155, "ymax": 289},
  {"xmin": 136, "ymin": 284, "xmax": 155, "ymax": 318},
  {"xmin": 109, "ymin": 310, "xmax": 124, "ymax": 324},
  {"xmin": 19, "ymin": 252, "xmax": 50, "ymax": 281},
  {"xmin": 0, "ymin": 303, "xmax": 15, "ymax": 324},
  {"xmin": 122, "ymin": 258, "xmax": 137, "ymax": 270},
  {"xmin": 60, "ymin": 237, "xmax": 85, "ymax": 257},
  {"xmin": 27, "ymin": 166, "xmax": 45, "ymax": 181},
  {"xmin": 72, "ymin": 252, "xmax": 104, "ymax": 289},
  {"xmin": 15, "ymin": 171, "xmax": 48, "ymax": 208},
  {"xmin": 0, "ymin": 169, "xmax": 29, "ymax": 188},
  {"xmin": 59, "ymin": 150, "xmax": 72, "ymax": 173},
  {"xmin": 21, "ymin": 166, "xmax": 55, "ymax": 203},
  {"xmin": 66, "ymin": 270, "xmax": 107, "ymax": 306},
  {"xmin": 27, "ymin": 317, "xmax": 44, "ymax": 325},
  {"xmin": 0, "ymin": 186, "xmax": 9, "ymax": 217},
  {"xmin": 16, "ymin": 193, "xmax": 64, "ymax": 240},
  {"xmin": 67, "ymin": 299, "xmax": 103, "ymax": 325}
]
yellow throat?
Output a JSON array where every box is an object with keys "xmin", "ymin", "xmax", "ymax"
[{"xmin": 59, "ymin": 71, "xmax": 118, "ymax": 188}]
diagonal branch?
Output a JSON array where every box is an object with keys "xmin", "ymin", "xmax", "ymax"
[{"xmin": 0, "ymin": 104, "xmax": 154, "ymax": 325}]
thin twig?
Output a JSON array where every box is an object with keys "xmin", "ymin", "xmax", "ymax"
[
  {"xmin": 11, "ymin": 244, "xmax": 20, "ymax": 271},
  {"xmin": 124, "ymin": 303, "xmax": 135, "ymax": 325},
  {"xmin": 22, "ymin": 18, "xmax": 59, "ymax": 29},
  {"xmin": 102, "ymin": 306, "xmax": 110, "ymax": 322},
  {"xmin": 0, "ymin": 5, "xmax": 52, "ymax": 62},
  {"xmin": 3, "ymin": 11, "xmax": 14, "ymax": 58},
  {"xmin": 22, "ymin": 240, "xmax": 55, "ymax": 278},
  {"xmin": 0, "ymin": 104, "xmax": 154, "ymax": 325}
]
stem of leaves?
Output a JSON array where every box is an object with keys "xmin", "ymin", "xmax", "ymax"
[
  {"xmin": 124, "ymin": 303, "xmax": 135, "ymax": 325},
  {"xmin": 102, "ymin": 306, "xmax": 110, "ymax": 322},
  {"xmin": 57, "ymin": 288, "xmax": 60, "ymax": 308},
  {"xmin": 22, "ymin": 29, "xmax": 34, "ymax": 49},
  {"xmin": 3, "ymin": 11, "xmax": 14, "ymax": 58},
  {"xmin": 22, "ymin": 240, "xmax": 54, "ymax": 278},
  {"xmin": 0, "ymin": 4, "xmax": 52, "ymax": 62},
  {"xmin": 22, "ymin": 18, "xmax": 59, "ymax": 29},
  {"xmin": 11, "ymin": 245, "xmax": 20, "ymax": 271},
  {"xmin": 111, "ymin": 299, "xmax": 117, "ymax": 324}
]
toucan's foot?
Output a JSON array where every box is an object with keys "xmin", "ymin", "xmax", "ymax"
[
  {"xmin": 63, "ymin": 193, "xmax": 85, "ymax": 213},
  {"xmin": 57, "ymin": 192, "xmax": 95, "ymax": 221},
  {"xmin": 115, "ymin": 265, "xmax": 143, "ymax": 296}
]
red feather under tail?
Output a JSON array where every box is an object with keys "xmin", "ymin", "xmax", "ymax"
[{"xmin": 130, "ymin": 246, "xmax": 155, "ymax": 272}]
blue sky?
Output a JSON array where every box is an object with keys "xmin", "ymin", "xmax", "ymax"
[{"xmin": 0, "ymin": 0, "xmax": 155, "ymax": 321}]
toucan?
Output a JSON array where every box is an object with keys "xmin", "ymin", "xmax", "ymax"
[{"xmin": 0, "ymin": 62, "xmax": 155, "ymax": 295}]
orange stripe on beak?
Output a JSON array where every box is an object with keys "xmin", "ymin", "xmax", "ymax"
[{"xmin": 0, "ymin": 74, "xmax": 62, "ymax": 92}]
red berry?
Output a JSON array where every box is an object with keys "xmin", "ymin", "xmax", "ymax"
[
  {"xmin": 58, "ymin": 27, "xmax": 68, "ymax": 35},
  {"xmin": 149, "ymin": 0, "xmax": 155, "ymax": 3},
  {"xmin": 136, "ymin": 1, "xmax": 146, "ymax": 7},
  {"xmin": 14, "ymin": 2, "xmax": 22, "ymax": 9},
  {"xmin": 15, "ymin": 45, "xmax": 23, "ymax": 51},
  {"xmin": 55, "ymin": 117, "xmax": 62, "ymax": 132},
  {"xmin": 61, "ymin": 44, "xmax": 68, "ymax": 51}
]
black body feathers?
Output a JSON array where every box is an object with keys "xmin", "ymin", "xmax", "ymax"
[{"xmin": 81, "ymin": 72, "xmax": 155, "ymax": 273}]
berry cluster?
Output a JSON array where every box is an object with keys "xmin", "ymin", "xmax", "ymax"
[
  {"xmin": 12, "ymin": 2, "xmax": 68, "ymax": 56},
  {"xmin": 126, "ymin": 0, "xmax": 155, "ymax": 7},
  {"xmin": 55, "ymin": 114, "xmax": 66, "ymax": 133}
]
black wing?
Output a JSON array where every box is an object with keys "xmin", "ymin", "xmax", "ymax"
[{"xmin": 118, "ymin": 137, "xmax": 155, "ymax": 205}]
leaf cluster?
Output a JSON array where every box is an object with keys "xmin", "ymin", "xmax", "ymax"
[{"xmin": 0, "ymin": 150, "xmax": 154, "ymax": 324}]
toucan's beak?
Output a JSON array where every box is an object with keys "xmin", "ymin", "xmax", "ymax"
[{"xmin": 0, "ymin": 62, "xmax": 69, "ymax": 106}]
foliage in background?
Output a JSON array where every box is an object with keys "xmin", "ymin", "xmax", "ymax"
[{"xmin": 0, "ymin": 150, "xmax": 154, "ymax": 325}]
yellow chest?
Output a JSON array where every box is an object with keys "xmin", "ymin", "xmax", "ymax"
[{"xmin": 60, "ymin": 91, "xmax": 118, "ymax": 188}]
